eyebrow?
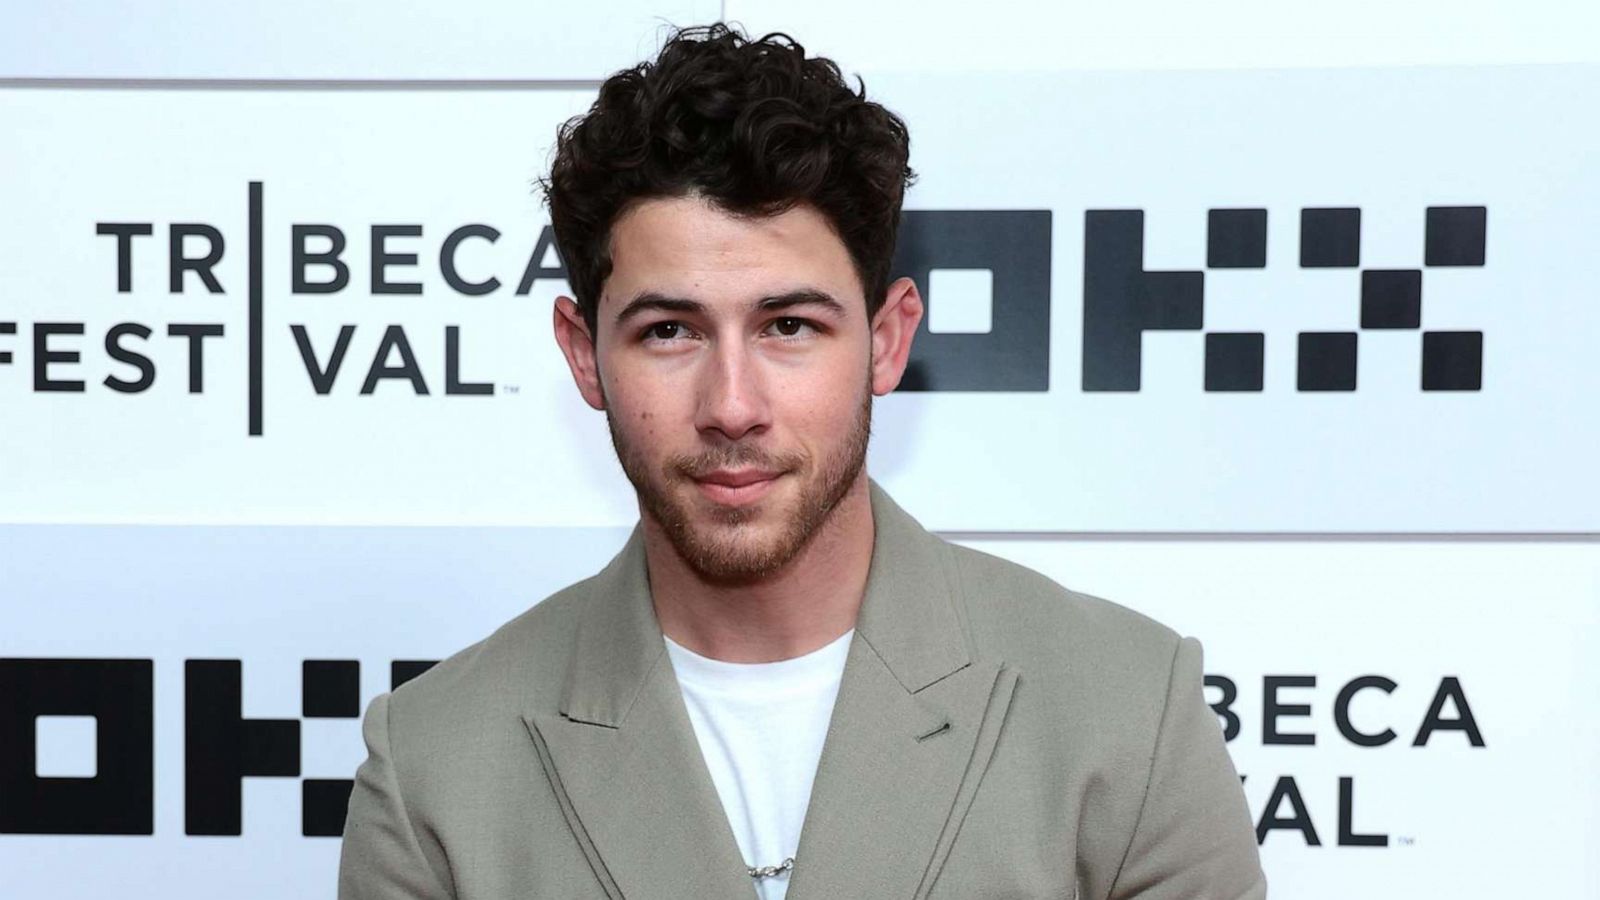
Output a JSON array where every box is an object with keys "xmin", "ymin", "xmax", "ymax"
[{"xmin": 612, "ymin": 288, "xmax": 849, "ymax": 327}]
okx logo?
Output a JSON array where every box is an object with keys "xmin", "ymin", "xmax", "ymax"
[
  {"xmin": 0, "ymin": 657, "xmax": 437, "ymax": 837},
  {"xmin": 1082, "ymin": 207, "xmax": 1487, "ymax": 392}
]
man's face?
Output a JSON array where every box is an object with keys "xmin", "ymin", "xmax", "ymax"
[{"xmin": 587, "ymin": 195, "xmax": 875, "ymax": 583}]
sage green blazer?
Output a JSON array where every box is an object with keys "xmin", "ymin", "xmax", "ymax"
[{"xmin": 338, "ymin": 479, "xmax": 1267, "ymax": 899}]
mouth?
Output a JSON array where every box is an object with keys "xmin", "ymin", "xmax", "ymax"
[{"xmin": 690, "ymin": 468, "xmax": 786, "ymax": 507}]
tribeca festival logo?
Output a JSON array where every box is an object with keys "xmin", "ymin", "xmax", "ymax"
[
  {"xmin": 1207, "ymin": 672, "xmax": 1486, "ymax": 848},
  {"xmin": 0, "ymin": 181, "xmax": 569, "ymax": 435}
]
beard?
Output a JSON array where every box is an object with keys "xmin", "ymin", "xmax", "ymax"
[{"xmin": 605, "ymin": 379, "xmax": 873, "ymax": 586}]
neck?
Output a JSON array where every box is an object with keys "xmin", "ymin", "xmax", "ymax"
[{"xmin": 641, "ymin": 471, "xmax": 874, "ymax": 663}]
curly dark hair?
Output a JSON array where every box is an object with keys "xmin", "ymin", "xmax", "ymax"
[{"xmin": 539, "ymin": 23, "xmax": 915, "ymax": 335}]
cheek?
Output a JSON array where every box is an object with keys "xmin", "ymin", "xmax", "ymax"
[
  {"xmin": 619, "ymin": 399, "xmax": 657, "ymax": 440},
  {"xmin": 606, "ymin": 366, "xmax": 682, "ymax": 444},
  {"xmin": 778, "ymin": 367, "xmax": 866, "ymax": 438}
]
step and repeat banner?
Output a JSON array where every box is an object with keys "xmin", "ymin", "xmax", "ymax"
[
  {"xmin": 2, "ymin": 3, "xmax": 1597, "ymax": 898},
  {"xmin": 3, "ymin": 527, "xmax": 1596, "ymax": 897},
  {"xmin": 1, "ymin": 65, "xmax": 1597, "ymax": 531}
]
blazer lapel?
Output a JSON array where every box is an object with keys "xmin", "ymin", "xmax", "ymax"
[
  {"xmin": 521, "ymin": 527, "xmax": 754, "ymax": 900},
  {"xmin": 784, "ymin": 482, "xmax": 1020, "ymax": 900},
  {"xmin": 521, "ymin": 479, "xmax": 1020, "ymax": 900}
]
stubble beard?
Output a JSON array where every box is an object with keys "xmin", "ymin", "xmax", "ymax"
[{"xmin": 606, "ymin": 381, "xmax": 873, "ymax": 586}]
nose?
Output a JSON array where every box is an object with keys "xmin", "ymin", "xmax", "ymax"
[{"xmin": 695, "ymin": 337, "xmax": 770, "ymax": 443}]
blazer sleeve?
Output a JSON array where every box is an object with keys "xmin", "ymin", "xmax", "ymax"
[
  {"xmin": 1106, "ymin": 636, "xmax": 1268, "ymax": 900},
  {"xmin": 338, "ymin": 691, "xmax": 456, "ymax": 900}
]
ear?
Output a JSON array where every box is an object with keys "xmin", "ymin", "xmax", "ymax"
[
  {"xmin": 869, "ymin": 276, "xmax": 924, "ymax": 396},
  {"xmin": 552, "ymin": 295, "xmax": 607, "ymax": 410}
]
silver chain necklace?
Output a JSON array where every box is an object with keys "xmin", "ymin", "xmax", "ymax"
[{"xmin": 747, "ymin": 856, "xmax": 796, "ymax": 879}]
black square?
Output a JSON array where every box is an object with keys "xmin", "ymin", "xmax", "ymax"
[
  {"xmin": 1300, "ymin": 208, "xmax": 1361, "ymax": 268},
  {"xmin": 1207, "ymin": 208, "xmax": 1267, "ymax": 268},
  {"xmin": 0, "ymin": 659, "xmax": 154, "ymax": 835},
  {"xmin": 1422, "ymin": 331, "xmax": 1483, "ymax": 391},
  {"xmin": 302, "ymin": 660, "xmax": 359, "ymax": 718},
  {"xmin": 390, "ymin": 660, "xmax": 439, "ymax": 690},
  {"xmin": 1361, "ymin": 270, "xmax": 1421, "ymax": 329},
  {"xmin": 302, "ymin": 778, "xmax": 354, "ymax": 837},
  {"xmin": 1425, "ymin": 207, "xmax": 1487, "ymax": 267},
  {"xmin": 895, "ymin": 210, "xmax": 1052, "ymax": 391},
  {"xmin": 1298, "ymin": 332, "xmax": 1357, "ymax": 391},
  {"xmin": 1204, "ymin": 332, "xmax": 1265, "ymax": 391}
]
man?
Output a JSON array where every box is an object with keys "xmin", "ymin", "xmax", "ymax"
[{"xmin": 338, "ymin": 23, "xmax": 1266, "ymax": 900}]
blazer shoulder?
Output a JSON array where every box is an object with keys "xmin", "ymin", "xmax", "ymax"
[
  {"xmin": 347, "ymin": 572, "xmax": 607, "ymax": 843},
  {"xmin": 942, "ymin": 540, "xmax": 1185, "ymax": 702},
  {"xmin": 946, "ymin": 540, "xmax": 1179, "ymax": 647},
  {"xmin": 378, "ymin": 571, "xmax": 596, "ymax": 748}
]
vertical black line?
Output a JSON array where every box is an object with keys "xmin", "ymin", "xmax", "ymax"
[{"xmin": 248, "ymin": 180, "xmax": 263, "ymax": 436}]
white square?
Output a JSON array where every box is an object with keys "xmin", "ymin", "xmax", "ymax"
[
  {"xmin": 927, "ymin": 268, "xmax": 994, "ymax": 334},
  {"xmin": 35, "ymin": 715, "xmax": 97, "ymax": 778},
  {"xmin": 300, "ymin": 718, "xmax": 368, "ymax": 780}
]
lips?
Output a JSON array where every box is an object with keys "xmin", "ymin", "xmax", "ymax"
[
  {"xmin": 691, "ymin": 468, "xmax": 785, "ymax": 506},
  {"xmin": 694, "ymin": 469, "xmax": 783, "ymax": 488}
]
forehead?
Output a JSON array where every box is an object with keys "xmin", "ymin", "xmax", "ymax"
[{"xmin": 602, "ymin": 195, "xmax": 862, "ymax": 315}]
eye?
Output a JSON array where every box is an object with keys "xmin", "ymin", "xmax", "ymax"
[
  {"xmin": 641, "ymin": 321, "xmax": 692, "ymax": 342},
  {"xmin": 768, "ymin": 317, "xmax": 818, "ymax": 340}
]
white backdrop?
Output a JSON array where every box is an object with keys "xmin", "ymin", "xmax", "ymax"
[{"xmin": 2, "ymin": 2, "xmax": 1597, "ymax": 898}]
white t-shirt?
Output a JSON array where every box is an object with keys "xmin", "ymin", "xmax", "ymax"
[{"xmin": 663, "ymin": 628, "xmax": 854, "ymax": 900}]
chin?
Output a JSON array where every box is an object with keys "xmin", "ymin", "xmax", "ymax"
[
  {"xmin": 677, "ymin": 507, "xmax": 808, "ymax": 582},
  {"xmin": 693, "ymin": 495, "xmax": 781, "ymax": 533}
]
